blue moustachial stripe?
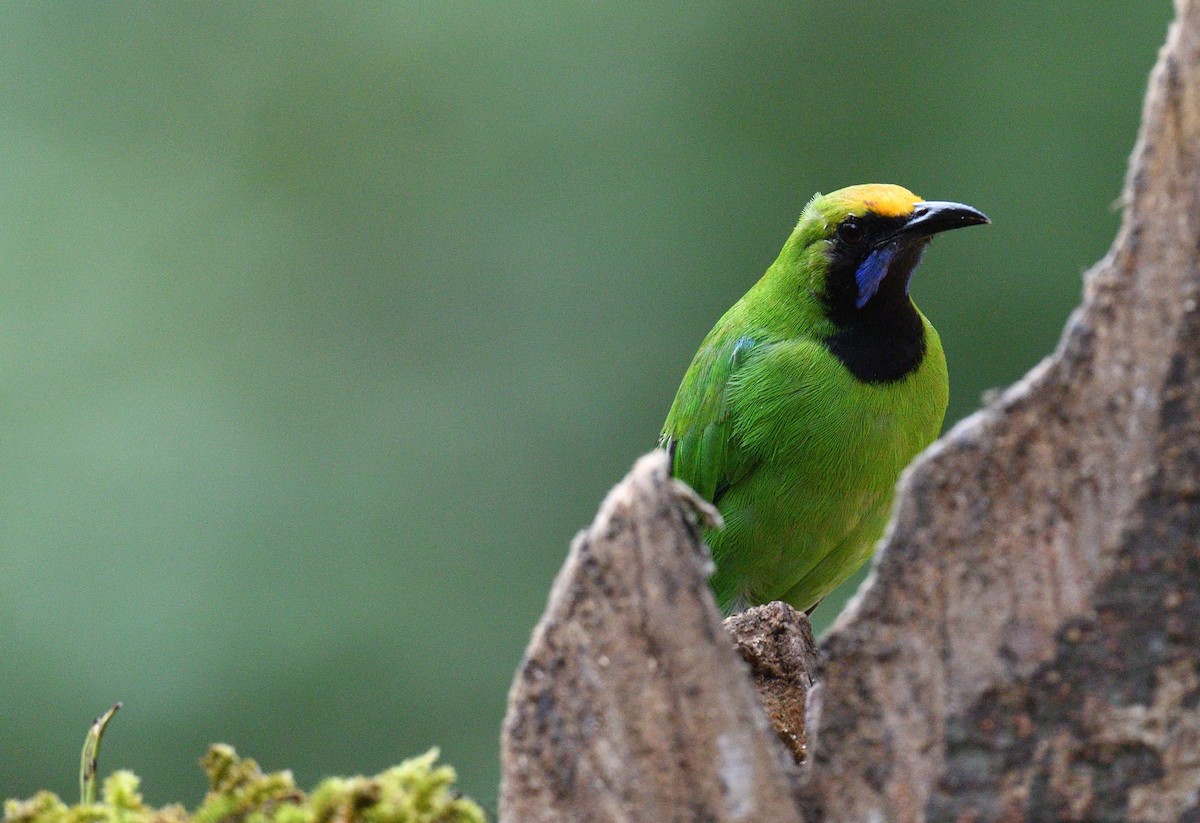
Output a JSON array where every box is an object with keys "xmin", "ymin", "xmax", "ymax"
[{"xmin": 854, "ymin": 243, "xmax": 898, "ymax": 308}]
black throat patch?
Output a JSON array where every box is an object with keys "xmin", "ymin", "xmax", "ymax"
[{"xmin": 819, "ymin": 219, "xmax": 929, "ymax": 384}]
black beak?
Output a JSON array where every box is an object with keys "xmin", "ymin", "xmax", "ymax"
[{"xmin": 885, "ymin": 200, "xmax": 990, "ymax": 246}]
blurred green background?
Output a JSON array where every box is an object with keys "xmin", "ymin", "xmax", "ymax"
[{"xmin": 0, "ymin": 1, "xmax": 1173, "ymax": 812}]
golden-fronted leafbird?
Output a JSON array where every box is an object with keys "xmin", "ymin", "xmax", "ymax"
[{"xmin": 659, "ymin": 184, "xmax": 989, "ymax": 614}]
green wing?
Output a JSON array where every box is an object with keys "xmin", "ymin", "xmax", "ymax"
[{"xmin": 659, "ymin": 334, "xmax": 759, "ymax": 505}]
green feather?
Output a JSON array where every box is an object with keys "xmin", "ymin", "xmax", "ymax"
[{"xmin": 661, "ymin": 184, "xmax": 986, "ymax": 614}]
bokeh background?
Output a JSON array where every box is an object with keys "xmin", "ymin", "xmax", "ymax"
[{"xmin": 0, "ymin": 2, "xmax": 1174, "ymax": 813}]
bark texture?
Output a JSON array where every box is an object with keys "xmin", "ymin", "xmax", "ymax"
[
  {"xmin": 499, "ymin": 453, "xmax": 807, "ymax": 823},
  {"xmin": 501, "ymin": 2, "xmax": 1200, "ymax": 820},
  {"xmin": 725, "ymin": 602, "xmax": 819, "ymax": 768}
]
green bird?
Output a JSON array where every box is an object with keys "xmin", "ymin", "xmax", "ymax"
[{"xmin": 659, "ymin": 184, "xmax": 988, "ymax": 614}]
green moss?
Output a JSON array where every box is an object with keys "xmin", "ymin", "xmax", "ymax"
[{"xmin": 5, "ymin": 748, "xmax": 484, "ymax": 823}]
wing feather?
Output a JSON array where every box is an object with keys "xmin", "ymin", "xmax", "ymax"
[{"xmin": 659, "ymin": 334, "xmax": 759, "ymax": 505}]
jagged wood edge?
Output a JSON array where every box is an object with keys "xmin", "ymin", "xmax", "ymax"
[{"xmin": 498, "ymin": 452, "xmax": 807, "ymax": 823}]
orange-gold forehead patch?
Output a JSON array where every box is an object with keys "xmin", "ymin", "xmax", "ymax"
[{"xmin": 834, "ymin": 183, "xmax": 922, "ymax": 218}]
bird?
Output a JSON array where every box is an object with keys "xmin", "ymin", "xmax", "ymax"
[{"xmin": 659, "ymin": 183, "xmax": 988, "ymax": 615}]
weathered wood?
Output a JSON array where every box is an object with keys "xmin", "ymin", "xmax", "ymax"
[
  {"xmin": 798, "ymin": 2, "xmax": 1200, "ymax": 820},
  {"xmin": 499, "ymin": 452, "xmax": 806, "ymax": 823}
]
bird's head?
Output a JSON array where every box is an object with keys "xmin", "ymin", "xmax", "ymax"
[{"xmin": 789, "ymin": 184, "xmax": 989, "ymax": 325}]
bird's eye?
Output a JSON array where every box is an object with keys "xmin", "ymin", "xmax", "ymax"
[{"xmin": 837, "ymin": 218, "xmax": 864, "ymax": 245}]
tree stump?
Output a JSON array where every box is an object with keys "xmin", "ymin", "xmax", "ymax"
[{"xmin": 500, "ymin": 2, "xmax": 1200, "ymax": 820}]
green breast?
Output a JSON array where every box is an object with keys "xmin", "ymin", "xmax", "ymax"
[{"xmin": 708, "ymin": 316, "xmax": 947, "ymax": 612}]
